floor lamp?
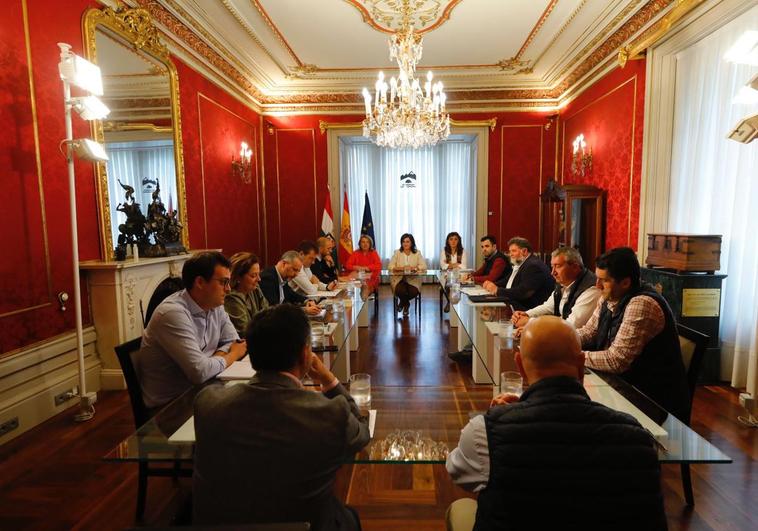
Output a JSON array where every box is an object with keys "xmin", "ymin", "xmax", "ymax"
[{"xmin": 58, "ymin": 42, "xmax": 110, "ymax": 422}]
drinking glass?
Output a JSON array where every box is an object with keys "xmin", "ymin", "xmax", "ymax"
[
  {"xmin": 310, "ymin": 323, "xmax": 325, "ymax": 347},
  {"xmin": 403, "ymin": 265, "xmax": 411, "ymax": 275},
  {"xmin": 500, "ymin": 371, "xmax": 523, "ymax": 397},
  {"xmin": 349, "ymin": 373, "xmax": 371, "ymax": 406}
]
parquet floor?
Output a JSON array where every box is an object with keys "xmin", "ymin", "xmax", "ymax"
[{"xmin": 0, "ymin": 286, "xmax": 755, "ymax": 530}]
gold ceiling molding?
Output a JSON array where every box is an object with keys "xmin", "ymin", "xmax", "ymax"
[
  {"xmin": 618, "ymin": 0, "xmax": 706, "ymax": 67},
  {"xmin": 134, "ymin": 0, "xmax": 267, "ymax": 104},
  {"xmin": 249, "ymin": 0, "xmax": 303, "ymax": 67},
  {"xmin": 318, "ymin": 117, "xmax": 497, "ymax": 133},
  {"xmin": 530, "ymin": 0, "xmax": 589, "ymax": 68},
  {"xmin": 344, "ymin": 0, "xmax": 463, "ymax": 34},
  {"xmin": 514, "ymin": 0, "xmax": 560, "ymax": 60}
]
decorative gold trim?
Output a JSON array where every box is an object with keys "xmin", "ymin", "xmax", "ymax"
[
  {"xmin": 103, "ymin": 122, "xmax": 173, "ymax": 133},
  {"xmin": 259, "ymin": 115, "xmax": 268, "ymax": 264},
  {"xmin": 515, "ymin": 0, "xmax": 560, "ymax": 59},
  {"xmin": 343, "ymin": 0, "xmax": 464, "ymax": 34},
  {"xmin": 83, "ymin": 5, "xmax": 189, "ymax": 260},
  {"xmin": 619, "ymin": 0, "xmax": 706, "ymax": 67},
  {"xmin": 318, "ymin": 118, "xmax": 497, "ymax": 134}
]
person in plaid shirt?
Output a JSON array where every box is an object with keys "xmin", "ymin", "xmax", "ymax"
[{"xmin": 577, "ymin": 247, "xmax": 690, "ymax": 421}]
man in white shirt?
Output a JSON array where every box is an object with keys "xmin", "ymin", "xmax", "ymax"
[
  {"xmin": 511, "ymin": 247, "xmax": 601, "ymax": 332},
  {"xmin": 289, "ymin": 240, "xmax": 337, "ymax": 296}
]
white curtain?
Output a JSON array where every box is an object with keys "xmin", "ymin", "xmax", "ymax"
[
  {"xmin": 668, "ymin": 5, "xmax": 758, "ymax": 392},
  {"xmin": 340, "ymin": 136, "xmax": 477, "ymax": 268},
  {"xmin": 105, "ymin": 140, "xmax": 177, "ymax": 246}
]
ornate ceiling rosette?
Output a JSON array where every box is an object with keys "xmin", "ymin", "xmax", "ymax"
[{"xmin": 344, "ymin": 0, "xmax": 463, "ymax": 34}]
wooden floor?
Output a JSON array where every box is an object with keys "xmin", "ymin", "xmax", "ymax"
[{"xmin": 0, "ymin": 286, "xmax": 756, "ymax": 530}]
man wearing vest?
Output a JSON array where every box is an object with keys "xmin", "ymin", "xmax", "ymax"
[
  {"xmin": 482, "ymin": 237, "xmax": 555, "ymax": 311},
  {"xmin": 578, "ymin": 247, "xmax": 690, "ymax": 421},
  {"xmin": 511, "ymin": 246, "xmax": 601, "ymax": 332},
  {"xmin": 445, "ymin": 316, "xmax": 667, "ymax": 531},
  {"xmin": 469, "ymin": 235, "xmax": 510, "ymax": 284}
]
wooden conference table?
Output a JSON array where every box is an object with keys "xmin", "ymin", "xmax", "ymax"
[{"xmin": 105, "ymin": 270, "xmax": 730, "ymax": 466}]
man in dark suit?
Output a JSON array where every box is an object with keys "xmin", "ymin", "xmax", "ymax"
[
  {"xmin": 483, "ymin": 236, "xmax": 555, "ymax": 311},
  {"xmin": 193, "ymin": 304, "xmax": 370, "ymax": 529},
  {"xmin": 259, "ymin": 250, "xmax": 320, "ymax": 315}
]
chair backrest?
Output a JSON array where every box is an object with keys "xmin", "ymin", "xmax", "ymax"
[
  {"xmin": 114, "ymin": 337, "xmax": 151, "ymax": 429},
  {"xmin": 143, "ymin": 277, "xmax": 184, "ymax": 327},
  {"xmin": 677, "ymin": 323, "xmax": 709, "ymax": 403}
]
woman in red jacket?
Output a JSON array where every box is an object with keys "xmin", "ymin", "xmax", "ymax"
[{"xmin": 345, "ymin": 234, "xmax": 381, "ymax": 291}]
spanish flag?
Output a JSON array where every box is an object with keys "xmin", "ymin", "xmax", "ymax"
[{"xmin": 339, "ymin": 189, "xmax": 353, "ymax": 267}]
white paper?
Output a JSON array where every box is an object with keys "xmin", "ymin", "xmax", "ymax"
[
  {"xmin": 168, "ymin": 408, "xmax": 377, "ymax": 444},
  {"xmin": 461, "ymin": 286, "xmax": 490, "ymax": 296},
  {"xmin": 168, "ymin": 416, "xmax": 195, "ymax": 443},
  {"xmin": 218, "ymin": 357, "xmax": 256, "ymax": 380},
  {"xmin": 306, "ymin": 289, "xmax": 343, "ymax": 298},
  {"xmin": 369, "ymin": 409, "xmax": 376, "ymax": 438},
  {"xmin": 586, "ymin": 385, "xmax": 668, "ymax": 443}
]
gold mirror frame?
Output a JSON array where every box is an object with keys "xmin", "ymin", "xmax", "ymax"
[{"xmin": 82, "ymin": 6, "xmax": 189, "ymax": 260}]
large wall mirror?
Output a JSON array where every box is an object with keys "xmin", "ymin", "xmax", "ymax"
[{"xmin": 83, "ymin": 6, "xmax": 189, "ymax": 260}]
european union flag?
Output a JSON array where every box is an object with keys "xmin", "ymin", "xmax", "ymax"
[{"xmin": 360, "ymin": 192, "xmax": 376, "ymax": 248}]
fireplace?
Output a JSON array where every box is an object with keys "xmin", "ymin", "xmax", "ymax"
[{"xmin": 80, "ymin": 252, "xmax": 207, "ymax": 389}]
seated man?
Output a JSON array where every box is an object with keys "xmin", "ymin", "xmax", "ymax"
[
  {"xmin": 312, "ymin": 236, "xmax": 339, "ymax": 284},
  {"xmin": 483, "ymin": 236, "xmax": 554, "ymax": 311},
  {"xmin": 578, "ymin": 247, "xmax": 690, "ymax": 421},
  {"xmin": 135, "ymin": 251, "xmax": 247, "ymax": 409},
  {"xmin": 469, "ymin": 235, "xmax": 509, "ymax": 284},
  {"xmin": 193, "ymin": 304, "xmax": 370, "ymax": 529},
  {"xmin": 511, "ymin": 246, "xmax": 600, "ymax": 332},
  {"xmin": 289, "ymin": 240, "xmax": 338, "ymax": 296},
  {"xmin": 446, "ymin": 317, "xmax": 667, "ymax": 531},
  {"xmin": 259, "ymin": 250, "xmax": 320, "ymax": 315}
]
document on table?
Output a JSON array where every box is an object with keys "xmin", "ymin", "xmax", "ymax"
[
  {"xmin": 218, "ymin": 357, "xmax": 256, "ymax": 380},
  {"xmin": 461, "ymin": 286, "xmax": 490, "ymax": 296},
  {"xmin": 586, "ymin": 385, "xmax": 668, "ymax": 443},
  {"xmin": 168, "ymin": 409, "xmax": 376, "ymax": 443},
  {"xmin": 306, "ymin": 289, "xmax": 343, "ymax": 298}
]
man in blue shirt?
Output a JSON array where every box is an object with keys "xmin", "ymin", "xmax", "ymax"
[{"xmin": 135, "ymin": 251, "xmax": 247, "ymax": 409}]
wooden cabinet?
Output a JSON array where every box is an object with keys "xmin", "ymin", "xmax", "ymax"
[{"xmin": 539, "ymin": 180, "xmax": 605, "ymax": 268}]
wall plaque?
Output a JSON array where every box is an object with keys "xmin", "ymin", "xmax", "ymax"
[{"xmin": 682, "ymin": 288, "xmax": 721, "ymax": 317}]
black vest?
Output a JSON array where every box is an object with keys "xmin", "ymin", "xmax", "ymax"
[
  {"xmin": 552, "ymin": 268, "xmax": 597, "ymax": 319},
  {"xmin": 589, "ymin": 285, "xmax": 690, "ymax": 422},
  {"xmin": 476, "ymin": 376, "xmax": 667, "ymax": 531}
]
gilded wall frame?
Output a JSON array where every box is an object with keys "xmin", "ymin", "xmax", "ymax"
[{"xmin": 82, "ymin": 6, "xmax": 189, "ymax": 260}]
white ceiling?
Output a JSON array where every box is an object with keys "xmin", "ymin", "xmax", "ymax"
[{"xmin": 153, "ymin": 0, "xmax": 666, "ymax": 111}]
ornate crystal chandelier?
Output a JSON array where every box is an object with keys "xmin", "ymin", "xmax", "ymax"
[{"xmin": 362, "ymin": 5, "xmax": 450, "ymax": 149}]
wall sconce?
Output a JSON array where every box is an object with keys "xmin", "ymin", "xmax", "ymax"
[
  {"xmin": 266, "ymin": 121, "xmax": 275, "ymax": 135},
  {"xmin": 232, "ymin": 141, "xmax": 253, "ymax": 184},
  {"xmin": 571, "ymin": 134, "xmax": 592, "ymax": 177}
]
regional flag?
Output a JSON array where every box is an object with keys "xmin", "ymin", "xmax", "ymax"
[
  {"xmin": 339, "ymin": 189, "xmax": 353, "ymax": 266},
  {"xmin": 320, "ymin": 190, "xmax": 334, "ymax": 240},
  {"xmin": 360, "ymin": 192, "xmax": 376, "ymax": 248}
]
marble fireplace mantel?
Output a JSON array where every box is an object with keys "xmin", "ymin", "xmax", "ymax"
[{"xmin": 80, "ymin": 250, "xmax": 218, "ymax": 390}]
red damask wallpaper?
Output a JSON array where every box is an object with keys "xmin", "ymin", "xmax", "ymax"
[
  {"xmin": 0, "ymin": 0, "xmax": 99, "ymax": 353},
  {"xmin": 560, "ymin": 60, "xmax": 646, "ymax": 251},
  {"xmin": 175, "ymin": 59, "xmax": 262, "ymax": 256}
]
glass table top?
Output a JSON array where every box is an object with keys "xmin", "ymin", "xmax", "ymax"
[{"xmin": 104, "ymin": 269, "xmax": 730, "ymax": 467}]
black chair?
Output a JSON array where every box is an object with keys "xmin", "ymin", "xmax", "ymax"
[
  {"xmin": 392, "ymin": 290, "xmax": 421, "ymax": 316},
  {"xmin": 115, "ymin": 338, "xmax": 191, "ymax": 521},
  {"xmin": 676, "ymin": 323, "xmax": 710, "ymax": 506}
]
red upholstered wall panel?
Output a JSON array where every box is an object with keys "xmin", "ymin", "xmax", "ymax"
[
  {"xmin": 560, "ymin": 61, "xmax": 646, "ymax": 251},
  {"xmin": 0, "ymin": 0, "xmax": 98, "ymax": 353},
  {"xmin": 174, "ymin": 60, "xmax": 262, "ymax": 256}
]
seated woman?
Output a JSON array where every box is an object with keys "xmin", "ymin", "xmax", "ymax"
[
  {"xmin": 311, "ymin": 236, "xmax": 339, "ymax": 284},
  {"xmin": 224, "ymin": 252, "xmax": 269, "ymax": 335},
  {"xmin": 345, "ymin": 234, "xmax": 382, "ymax": 292},
  {"xmin": 440, "ymin": 232, "xmax": 467, "ymax": 312},
  {"xmin": 388, "ymin": 233, "xmax": 427, "ymax": 316}
]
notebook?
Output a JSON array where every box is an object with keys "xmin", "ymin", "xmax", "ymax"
[
  {"xmin": 218, "ymin": 357, "xmax": 256, "ymax": 380},
  {"xmin": 468, "ymin": 294, "xmax": 509, "ymax": 303}
]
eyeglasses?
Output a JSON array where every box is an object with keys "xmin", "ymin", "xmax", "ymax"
[{"xmin": 212, "ymin": 277, "xmax": 231, "ymax": 288}]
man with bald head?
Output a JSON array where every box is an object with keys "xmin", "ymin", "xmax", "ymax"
[{"xmin": 445, "ymin": 317, "xmax": 667, "ymax": 531}]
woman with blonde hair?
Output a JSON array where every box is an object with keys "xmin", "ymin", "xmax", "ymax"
[{"xmin": 224, "ymin": 252, "xmax": 269, "ymax": 335}]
